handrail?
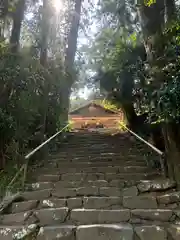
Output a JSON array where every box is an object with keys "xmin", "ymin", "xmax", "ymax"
[
  {"xmin": 119, "ymin": 122, "xmax": 167, "ymax": 176},
  {"xmin": 119, "ymin": 122, "xmax": 163, "ymax": 155},
  {"xmin": 25, "ymin": 124, "xmax": 70, "ymax": 159},
  {"xmin": 7, "ymin": 123, "xmax": 70, "ymax": 191}
]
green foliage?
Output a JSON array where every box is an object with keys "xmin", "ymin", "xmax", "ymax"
[
  {"xmin": 0, "ymin": 45, "xmax": 64, "ymax": 166},
  {"xmin": 96, "ymin": 99, "xmax": 119, "ymax": 112},
  {"xmin": 134, "ymin": 19, "xmax": 180, "ymax": 124},
  {"xmin": 144, "ymin": 0, "xmax": 156, "ymax": 7}
]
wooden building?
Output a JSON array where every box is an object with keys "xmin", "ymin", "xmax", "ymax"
[{"xmin": 69, "ymin": 101, "xmax": 124, "ymax": 129}]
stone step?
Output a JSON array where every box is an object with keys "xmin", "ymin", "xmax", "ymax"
[
  {"xmin": 47, "ymin": 160, "xmax": 147, "ymax": 167},
  {"xmin": 52, "ymin": 187, "xmax": 122, "ymax": 198},
  {"xmin": 76, "ymin": 224, "xmax": 176, "ymax": 240},
  {"xmin": 21, "ymin": 183, "xmax": 177, "ymax": 203},
  {"xmin": 2, "ymin": 206, "xmax": 179, "ymax": 226},
  {"xmin": 76, "ymin": 224, "xmax": 133, "ymax": 240},
  {"xmin": 70, "ymin": 209, "xmax": 131, "ymax": 224},
  {"xmin": 11, "ymin": 200, "xmax": 39, "ymax": 214},
  {"xmin": 137, "ymin": 179, "xmax": 176, "ymax": 193},
  {"xmin": 134, "ymin": 225, "xmax": 170, "ymax": 240},
  {"xmin": 37, "ymin": 174, "xmax": 60, "ymax": 182},
  {"xmin": 0, "ymin": 224, "xmax": 38, "ymax": 239},
  {"xmin": 131, "ymin": 209, "xmax": 173, "ymax": 222},
  {"xmin": 34, "ymin": 207, "xmax": 69, "ymax": 226},
  {"xmin": 40, "ymin": 197, "xmax": 123, "ymax": 210},
  {"xmin": 53, "ymin": 180, "xmax": 123, "ymax": 189},
  {"xmin": 61, "ymin": 144, "xmax": 146, "ymax": 149},
  {"xmin": 123, "ymin": 195, "xmax": 158, "ymax": 209},
  {"xmin": 83, "ymin": 196, "xmax": 123, "ymax": 209},
  {"xmin": 32, "ymin": 223, "xmax": 180, "ymax": 240},
  {"xmin": 20, "ymin": 186, "xmax": 126, "ymax": 200},
  {"xmin": 21, "ymin": 189, "xmax": 52, "ymax": 201},
  {"xmin": 50, "ymin": 157, "xmax": 149, "ymax": 166},
  {"xmin": 25, "ymin": 182, "xmax": 54, "ymax": 191},
  {"xmin": 0, "ymin": 211, "xmax": 37, "ymax": 225},
  {"xmin": 70, "ymin": 208, "xmax": 177, "ymax": 225},
  {"xmin": 52, "ymin": 185, "xmax": 150, "ymax": 198},
  {"xmin": 37, "ymin": 225, "xmax": 76, "ymax": 240},
  {"xmin": 37, "ymin": 224, "xmax": 134, "ymax": 240},
  {"xmin": 51, "ymin": 153, "xmax": 149, "ymax": 160},
  {"xmin": 39, "ymin": 166, "xmax": 150, "ymax": 174},
  {"xmin": 26, "ymin": 179, "xmax": 140, "ymax": 191},
  {"xmin": 37, "ymin": 172, "xmax": 160, "ymax": 182},
  {"xmin": 9, "ymin": 196, "xmax": 123, "ymax": 214},
  {"xmin": 157, "ymin": 191, "xmax": 180, "ymax": 205},
  {"xmin": 53, "ymin": 150, "xmax": 145, "ymax": 156}
]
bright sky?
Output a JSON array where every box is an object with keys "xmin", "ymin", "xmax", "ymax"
[{"xmin": 75, "ymin": 0, "xmax": 98, "ymax": 100}]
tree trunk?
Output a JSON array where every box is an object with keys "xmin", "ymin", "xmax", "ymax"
[
  {"xmin": 137, "ymin": 0, "xmax": 164, "ymax": 64},
  {"xmin": 62, "ymin": 0, "xmax": 82, "ymax": 126},
  {"xmin": 137, "ymin": 0, "xmax": 180, "ymax": 183},
  {"xmin": 65, "ymin": 0, "xmax": 82, "ymax": 71},
  {"xmin": 165, "ymin": 0, "xmax": 176, "ymax": 23},
  {"xmin": 122, "ymin": 103, "xmax": 138, "ymax": 129},
  {"xmin": 40, "ymin": 0, "xmax": 49, "ymax": 67},
  {"xmin": 10, "ymin": 0, "xmax": 25, "ymax": 52},
  {"xmin": 39, "ymin": 0, "xmax": 50, "ymax": 139},
  {"xmin": 162, "ymin": 123, "xmax": 180, "ymax": 183}
]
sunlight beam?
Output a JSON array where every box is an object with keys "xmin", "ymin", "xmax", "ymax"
[{"xmin": 52, "ymin": 0, "xmax": 62, "ymax": 13}]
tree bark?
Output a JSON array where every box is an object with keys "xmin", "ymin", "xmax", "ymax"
[
  {"xmin": 137, "ymin": 0, "xmax": 164, "ymax": 63},
  {"xmin": 62, "ymin": 0, "xmax": 82, "ymax": 126},
  {"xmin": 39, "ymin": 0, "xmax": 50, "ymax": 139},
  {"xmin": 10, "ymin": 0, "xmax": 26, "ymax": 52},
  {"xmin": 65, "ymin": 0, "xmax": 82, "ymax": 72},
  {"xmin": 165, "ymin": 0, "xmax": 176, "ymax": 23}
]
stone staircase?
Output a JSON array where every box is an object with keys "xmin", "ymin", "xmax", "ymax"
[{"xmin": 0, "ymin": 130, "xmax": 180, "ymax": 239}]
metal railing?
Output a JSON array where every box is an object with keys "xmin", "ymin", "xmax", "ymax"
[
  {"xmin": 119, "ymin": 122, "xmax": 167, "ymax": 176},
  {"xmin": 7, "ymin": 123, "xmax": 70, "ymax": 191}
]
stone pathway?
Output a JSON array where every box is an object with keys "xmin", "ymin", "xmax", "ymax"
[{"xmin": 0, "ymin": 131, "xmax": 180, "ymax": 239}]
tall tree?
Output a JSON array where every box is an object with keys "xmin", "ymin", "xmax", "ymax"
[
  {"xmin": 61, "ymin": 0, "xmax": 82, "ymax": 125},
  {"xmin": 165, "ymin": 0, "xmax": 176, "ymax": 23},
  {"xmin": 39, "ymin": 0, "xmax": 50, "ymax": 137},
  {"xmin": 10, "ymin": 0, "xmax": 26, "ymax": 52},
  {"xmin": 136, "ymin": 0, "xmax": 180, "ymax": 182}
]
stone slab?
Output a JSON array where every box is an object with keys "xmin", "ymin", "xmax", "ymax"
[
  {"xmin": 135, "ymin": 225, "xmax": 167, "ymax": 240},
  {"xmin": 83, "ymin": 197, "xmax": 122, "ymax": 209},
  {"xmin": 67, "ymin": 198, "xmax": 82, "ymax": 209},
  {"xmin": 122, "ymin": 186, "xmax": 138, "ymax": 197},
  {"xmin": 157, "ymin": 192, "xmax": 180, "ymax": 204},
  {"xmin": 11, "ymin": 200, "xmax": 38, "ymax": 214},
  {"xmin": 37, "ymin": 174, "xmax": 60, "ymax": 182},
  {"xmin": 131, "ymin": 209, "xmax": 173, "ymax": 221},
  {"xmin": 52, "ymin": 188, "xmax": 77, "ymax": 198},
  {"xmin": 70, "ymin": 209, "xmax": 130, "ymax": 224},
  {"xmin": 137, "ymin": 179, "xmax": 176, "ymax": 193},
  {"xmin": 37, "ymin": 226, "xmax": 76, "ymax": 240},
  {"xmin": 38, "ymin": 174, "xmax": 60, "ymax": 182},
  {"xmin": 0, "ymin": 211, "xmax": 33, "ymax": 225},
  {"xmin": 76, "ymin": 224, "xmax": 133, "ymax": 240},
  {"xmin": 99, "ymin": 187, "xmax": 121, "ymax": 197},
  {"xmin": 76, "ymin": 187, "xmax": 99, "ymax": 196},
  {"xmin": 21, "ymin": 189, "xmax": 52, "ymax": 201},
  {"xmin": 34, "ymin": 208, "xmax": 69, "ymax": 226},
  {"xmin": 123, "ymin": 196, "xmax": 158, "ymax": 209}
]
